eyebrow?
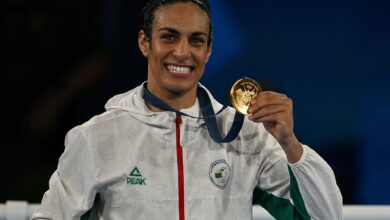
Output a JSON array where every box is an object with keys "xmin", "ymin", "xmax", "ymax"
[{"xmin": 157, "ymin": 27, "xmax": 208, "ymax": 37}]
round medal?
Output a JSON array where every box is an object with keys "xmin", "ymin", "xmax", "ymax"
[{"xmin": 230, "ymin": 78, "xmax": 262, "ymax": 115}]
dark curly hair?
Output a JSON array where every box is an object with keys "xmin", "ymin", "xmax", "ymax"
[{"xmin": 141, "ymin": 0, "xmax": 213, "ymax": 46}]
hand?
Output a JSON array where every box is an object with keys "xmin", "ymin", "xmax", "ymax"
[{"xmin": 247, "ymin": 91, "xmax": 303, "ymax": 163}]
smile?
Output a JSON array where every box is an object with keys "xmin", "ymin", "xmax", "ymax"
[{"xmin": 166, "ymin": 65, "xmax": 192, "ymax": 75}]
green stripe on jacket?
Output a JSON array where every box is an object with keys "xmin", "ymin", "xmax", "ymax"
[{"xmin": 252, "ymin": 166, "xmax": 310, "ymax": 220}]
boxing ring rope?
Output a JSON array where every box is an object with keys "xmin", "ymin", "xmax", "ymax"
[{"xmin": 1, "ymin": 201, "xmax": 390, "ymax": 220}]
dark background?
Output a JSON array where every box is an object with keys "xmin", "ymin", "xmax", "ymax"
[{"xmin": 1, "ymin": 0, "xmax": 389, "ymax": 204}]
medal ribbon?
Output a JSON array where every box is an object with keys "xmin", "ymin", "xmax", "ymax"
[{"xmin": 142, "ymin": 83, "xmax": 244, "ymax": 143}]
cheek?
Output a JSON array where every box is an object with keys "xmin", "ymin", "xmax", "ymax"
[
  {"xmin": 148, "ymin": 51, "xmax": 163, "ymax": 65},
  {"xmin": 150, "ymin": 49, "xmax": 169, "ymax": 64},
  {"xmin": 200, "ymin": 48, "xmax": 211, "ymax": 63},
  {"xmin": 194, "ymin": 52, "xmax": 207, "ymax": 64}
]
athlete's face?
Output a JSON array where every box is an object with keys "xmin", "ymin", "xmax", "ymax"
[{"xmin": 139, "ymin": 2, "xmax": 212, "ymax": 97}]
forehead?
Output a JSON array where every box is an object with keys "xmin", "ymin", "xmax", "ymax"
[{"xmin": 152, "ymin": 2, "xmax": 210, "ymax": 34}]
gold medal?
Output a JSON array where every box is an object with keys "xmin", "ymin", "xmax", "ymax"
[{"xmin": 230, "ymin": 78, "xmax": 262, "ymax": 114}]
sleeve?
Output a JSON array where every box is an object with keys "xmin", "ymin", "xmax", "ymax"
[
  {"xmin": 253, "ymin": 143, "xmax": 343, "ymax": 220},
  {"xmin": 30, "ymin": 126, "xmax": 99, "ymax": 220}
]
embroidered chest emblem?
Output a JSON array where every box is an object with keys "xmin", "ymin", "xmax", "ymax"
[
  {"xmin": 209, "ymin": 159, "xmax": 231, "ymax": 189},
  {"xmin": 127, "ymin": 167, "xmax": 146, "ymax": 185}
]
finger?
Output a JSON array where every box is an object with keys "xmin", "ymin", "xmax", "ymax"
[
  {"xmin": 250, "ymin": 111, "xmax": 288, "ymax": 124},
  {"xmin": 252, "ymin": 113, "xmax": 276, "ymax": 124},
  {"xmin": 250, "ymin": 91, "xmax": 287, "ymax": 104},
  {"xmin": 248, "ymin": 96, "xmax": 292, "ymax": 114},
  {"xmin": 249, "ymin": 92, "xmax": 289, "ymax": 107},
  {"xmin": 248, "ymin": 104, "xmax": 287, "ymax": 121}
]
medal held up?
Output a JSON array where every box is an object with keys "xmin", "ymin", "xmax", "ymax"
[{"xmin": 230, "ymin": 77, "xmax": 262, "ymax": 115}]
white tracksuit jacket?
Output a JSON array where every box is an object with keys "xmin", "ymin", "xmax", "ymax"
[{"xmin": 31, "ymin": 83, "xmax": 342, "ymax": 220}]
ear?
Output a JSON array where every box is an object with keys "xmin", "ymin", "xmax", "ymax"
[{"xmin": 138, "ymin": 30, "xmax": 150, "ymax": 57}]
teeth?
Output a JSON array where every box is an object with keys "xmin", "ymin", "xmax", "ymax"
[{"xmin": 167, "ymin": 65, "xmax": 191, "ymax": 74}]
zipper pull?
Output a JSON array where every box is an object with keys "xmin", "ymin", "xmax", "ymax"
[{"xmin": 176, "ymin": 113, "xmax": 182, "ymax": 125}]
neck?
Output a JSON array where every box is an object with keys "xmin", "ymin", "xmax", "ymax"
[{"xmin": 146, "ymin": 84, "xmax": 198, "ymax": 112}]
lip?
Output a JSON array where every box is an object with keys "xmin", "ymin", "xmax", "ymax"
[{"xmin": 165, "ymin": 64, "xmax": 194, "ymax": 78}]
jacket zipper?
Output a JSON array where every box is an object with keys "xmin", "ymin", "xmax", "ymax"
[{"xmin": 175, "ymin": 114, "xmax": 185, "ymax": 220}]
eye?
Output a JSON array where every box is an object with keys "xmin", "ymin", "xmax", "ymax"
[
  {"xmin": 190, "ymin": 37, "xmax": 205, "ymax": 45},
  {"xmin": 161, "ymin": 34, "xmax": 176, "ymax": 41}
]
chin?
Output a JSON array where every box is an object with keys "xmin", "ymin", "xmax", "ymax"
[{"xmin": 164, "ymin": 81, "xmax": 197, "ymax": 95}]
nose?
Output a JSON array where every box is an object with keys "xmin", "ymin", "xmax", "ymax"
[{"xmin": 172, "ymin": 39, "xmax": 191, "ymax": 60}]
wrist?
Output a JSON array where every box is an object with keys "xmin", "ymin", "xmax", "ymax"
[{"xmin": 281, "ymin": 135, "xmax": 303, "ymax": 164}]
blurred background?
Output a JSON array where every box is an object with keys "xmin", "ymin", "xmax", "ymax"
[{"xmin": 1, "ymin": 0, "xmax": 389, "ymax": 205}]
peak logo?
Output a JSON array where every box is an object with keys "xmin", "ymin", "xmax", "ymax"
[{"xmin": 127, "ymin": 167, "xmax": 146, "ymax": 185}]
